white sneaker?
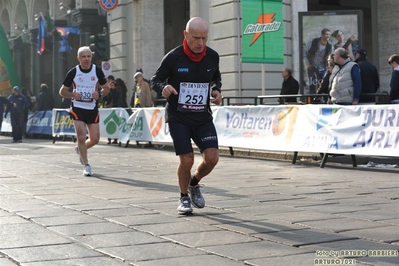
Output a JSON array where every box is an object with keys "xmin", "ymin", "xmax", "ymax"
[
  {"xmin": 83, "ymin": 164, "xmax": 92, "ymax": 176},
  {"xmin": 177, "ymin": 197, "xmax": 193, "ymax": 215}
]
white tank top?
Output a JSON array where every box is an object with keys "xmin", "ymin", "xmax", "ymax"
[{"xmin": 72, "ymin": 64, "xmax": 98, "ymax": 110}]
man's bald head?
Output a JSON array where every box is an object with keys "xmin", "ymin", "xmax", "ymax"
[
  {"xmin": 186, "ymin": 17, "xmax": 208, "ymax": 33},
  {"xmin": 184, "ymin": 17, "xmax": 209, "ymax": 54}
]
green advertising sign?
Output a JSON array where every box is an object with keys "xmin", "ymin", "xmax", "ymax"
[
  {"xmin": 0, "ymin": 24, "xmax": 20, "ymax": 97},
  {"xmin": 241, "ymin": 0, "xmax": 284, "ymax": 64}
]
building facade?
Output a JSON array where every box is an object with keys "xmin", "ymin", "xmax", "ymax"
[{"xmin": 0, "ymin": 0, "xmax": 397, "ymax": 106}]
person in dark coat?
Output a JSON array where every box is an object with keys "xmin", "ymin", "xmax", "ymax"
[
  {"xmin": 6, "ymin": 86, "xmax": 30, "ymax": 143},
  {"xmin": 279, "ymin": 67, "xmax": 299, "ymax": 104},
  {"xmin": 36, "ymin": 83, "xmax": 55, "ymax": 111},
  {"xmin": 355, "ymin": 49, "xmax": 380, "ymax": 104}
]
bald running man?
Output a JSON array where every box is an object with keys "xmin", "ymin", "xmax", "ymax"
[{"xmin": 151, "ymin": 17, "xmax": 223, "ymax": 214}]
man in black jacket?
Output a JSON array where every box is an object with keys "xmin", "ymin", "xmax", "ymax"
[
  {"xmin": 279, "ymin": 68, "xmax": 299, "ymax": 104},
  {"xmin": 355, "ymin": 49, "xmax": 380, "ymax": 104},
  {"xmin": 37, "ymin": 83, "xmax": 55, "ymax": 111},
  {"xmin": 151, "ymin": 17, "xmax": 222, "ymax": 215}
]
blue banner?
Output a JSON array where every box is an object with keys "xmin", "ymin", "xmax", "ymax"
[{"xmin": 26, "ymin": 110, "xmax": 52, "ymax": 135}]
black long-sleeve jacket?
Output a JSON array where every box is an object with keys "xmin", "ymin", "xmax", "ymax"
[{"xmin": 151, "ymin": 45, "xmax": 222, "ymax": 126}]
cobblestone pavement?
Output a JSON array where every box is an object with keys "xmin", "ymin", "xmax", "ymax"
[{"xmin": 0, "ymin": 136, "xmax": 398, "ymax": 266}]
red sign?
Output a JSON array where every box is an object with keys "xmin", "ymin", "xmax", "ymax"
[{"xmin": 99, "ymin": 0, "xmax": 118, "ymax": 12}]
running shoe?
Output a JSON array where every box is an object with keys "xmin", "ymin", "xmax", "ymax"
[
  {"xmin": 83, "ymin": 164, "xmax": 92, "ymax": 176},
  {"xmin": 75, "ymin": 146, "xmax": 83, "ymax": 165},
  {"xmin": 188, "ymin": 184, "xmax": 205, "ymax": 208},
  {"xmin": 177, "ymin": 197, "xmax": 193, "ymax": 215}
]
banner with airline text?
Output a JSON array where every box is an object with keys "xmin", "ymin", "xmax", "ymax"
[
  {"xmin": 7, "ymin": 105, "xmax": 398, "ymax": 158},
  {"xmin": 213, "ymin": 105, "xmax": 399, "ymax": 156},
  {"xmin": 241, "ymin": 0, "xmax": 284, "ymax": 64}
]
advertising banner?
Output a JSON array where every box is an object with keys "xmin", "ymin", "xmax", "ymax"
[
  {"xmin": 127, "ymin": 108, "xmax": 172, "ymax": 143},
  {"xmin": 299, "ymin": 10, "xmax": 363, "ymax": 94},
  {"xmin": 241, "ymin": 0, "xmax": 283, "ymax": 64},
  {"xmin": 0, "ymin": 24, "xmax": 20, "ymax": 97},
  {"xmin": 100, "ymin": 108, "xmax": 131, "ymax": 142},
  {"xmin": 27, "ymin": 111, "xmax": 53, "ymax": 135},
  {"xmin": 52, "ymin": 109, "xmax": 76, "ymax": 137},
  {"xmin": 4, "ymin": 105, "xmax": 398, "ymax": 158}
]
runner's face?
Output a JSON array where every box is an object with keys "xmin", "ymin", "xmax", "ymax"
[
  {"xmin": 185, "ymin": 28, "xmax": 208, "ymax": 54},
  {"xmin": 78, "ymin": 51, "xmax": 92, "ymax": 69}
]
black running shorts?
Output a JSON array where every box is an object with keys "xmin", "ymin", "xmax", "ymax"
[
  {"xmin": 168, "ymin": 121, "xmax": 218, "ymax": 155},
  {"xmin": 69, "ymin": 106, "xmax": 99, "ymax": 124}
]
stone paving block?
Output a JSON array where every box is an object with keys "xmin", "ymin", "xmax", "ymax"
[
  {"xmin": 343, "ymin": 226, "xmax": 399, "ymax": 243},
  {"xmin": 15, "ymin": 208, "xmax": 81, "ymax": 219},
  {"xmin": 64, "ymin": 202, "xmax": 130, "ymax": 211},
  {"xmin": 0, "ymin": 216, "xmax": 30, "ymax": 225},
  {"xmin": 1, "ymin": 244, "xmax": 100, "ymax": 263},
  {"xmin": 0, "ymin": 257, "xmax": 17, "ymax": 266},
  {"xmin": 214, "ymin": 219, "xmax": 310, "ymax": 235},
  {"xmin": 0, "ymin": 223, "xmax": 49, "ymax": 235},
  {"xmin": 298, "ymin": 203, "xmax": 379, "ymax": 214},
  {"xmin": 163, "ymin": 230, "xmax": 260, "ymax": 247},
  {"xmin": 253, "ymin": 228, "xmax": 358, "ymax": 247},
  {"xmin": 85, "ymin": 207, "xmax": 156, "ymax": 218},
  {"xmin": 31, "ymin": 214, "xmax": 105, "ymax": 227},
  {"xmin": 71, "ymin": 231, "xmax": 166, "ymax": 249},
  {"xmin": 36, "ymin": 195, "xmax": 106, "ymax": 205},
  {"xmin": 205, "ymin": 198, "xmax": 254, "ymax": 208},
  {"xmin": 0, "ymin": 232, "xmax": 72, "ymax": 249},
  {"xmin": 262, "ymin": 211, "xmax": 343, "ymax": 223},
  {"xmin": 226, "ymin": 203, "xmax": 302, "ymax": 216},
  {"xmin": 98, "ymin": 242, "xmax": 205, "ymax": 262},
  {"xmin": 107, "ymin": 213, "xmax": 185, "ymax": 226},
  {"xmin": 48, "ymin": 222, "xmax": 132, "ymax": 236},
  {"xmin": 21, "ymin": 256, "xmax": 130, "ymax": 266},
  {"xmin": 341, "ymin": 209, "xmax": 399, "ymax": 221},
  {"xmin": 296, "ymin": 217, "xmax": 387, "ymax": 233},
  {"xmin": 245, "ymin": 249, "xmax": 319, "ymax": 266},
  {"xmin": 304, "ymin": 239, "xmax": 399, "ymax": 266},
  {"xmin": 334, "ymin": 196, "xmax": 396, "ymax": 206},
  {"xmin": 283, "ymin": 199, "xmax": 340, "ymax": 207},
  {"xmin": 204, "ymin": 241, "xmax": 312, "ymax": 260},
  {"xmin": 185, "ymin": 211, "xmax": 266, "ymax": 225},
  {"xmin": 112, "ymin": 196, "xmax": 175, "ymax": 205},
  {"xmin": 133, "ymin": 220, "xmax": 220, "ymax": 236},
  {"xmin": 134, "ymin": 254, "xmax": 247, "ymax": 266}
]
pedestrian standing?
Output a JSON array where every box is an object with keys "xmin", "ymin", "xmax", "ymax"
[
  {"xmin": 355, "ymin": 49, "xmax": 380, "ymax": 104},
  {"xmin": 151, "ymin": 17, "xmax": 223, "ymax": 215},
  {"xmin": 7, "ymin": 86, "xmax": 30, "ymax": 143},
  {"xmin": 279, "ymin": 67, "xmax": 299, "ymax": 104}
]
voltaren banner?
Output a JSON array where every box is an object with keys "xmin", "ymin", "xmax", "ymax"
[{"xmin": 241, "ymin": 0, "xmax": 284, "ymax": 64}]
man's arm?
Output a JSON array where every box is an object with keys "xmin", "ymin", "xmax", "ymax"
[{"xmin": 151, "ymin": 54, "xmax": 173, "ymax": 96}]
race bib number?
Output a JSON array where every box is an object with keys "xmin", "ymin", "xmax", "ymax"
[
  {"xmin": 178, "ymin": 82, "xmax": 209, "ymax": 112},
  {"xmin": 76, "ymin": 86, "xmax": 94, "ymax": 102}
]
